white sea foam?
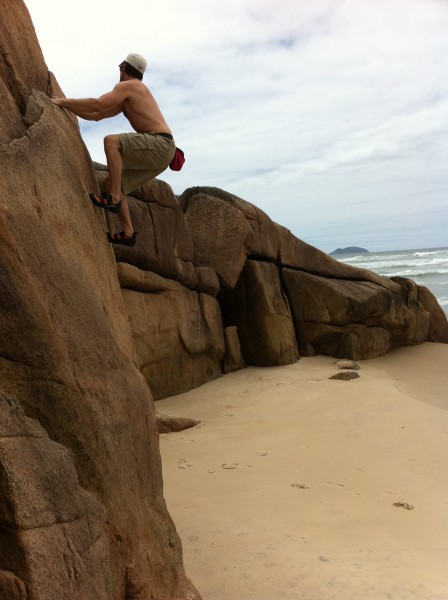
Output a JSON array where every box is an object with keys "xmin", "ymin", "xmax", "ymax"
[
  {"xmin": 387, "ymin": 269, "xmax": 448, "ymax": 278},
  {"xmin": 414, "ymin": 251, "xmax": 442, "ymax": 257},
  {"xmin": 340, "ymin": 255, "xmax": 448, "ymax": 273}
]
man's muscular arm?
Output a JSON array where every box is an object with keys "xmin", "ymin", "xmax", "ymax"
[
  {"xmin": 51, "ymin": 82, "xmax": 132, "ymax": 121},
  {"xmin": 52, "ymin": 98, "xmax": 121, "ymax": 121}
]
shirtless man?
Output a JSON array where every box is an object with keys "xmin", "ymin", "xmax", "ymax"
[{"xmin": 52, "ymin": 53, "xmax": 175, "ymax": 246}]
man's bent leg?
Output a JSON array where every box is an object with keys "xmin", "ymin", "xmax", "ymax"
[
  {"xmin": 103, "ymin": 135, "xmax": 133, "ymax": 237},
  {"xmin": 103, "ymin": 135, "xmax": 123, "ymax": 202}
]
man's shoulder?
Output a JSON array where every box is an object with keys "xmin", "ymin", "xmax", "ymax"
[
  {"xmin": 116, "ymin": 79, "xmax": 148, "ymax": 93},
  {"xmin": 114, "ymin": 80, "xmax": 135, "ymax": 90}
]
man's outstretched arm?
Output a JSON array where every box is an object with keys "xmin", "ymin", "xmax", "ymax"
[
  {"xmin": 52, "ymin": 97, "xmax": 121, "ymax": 121},
  {"xmin": 52, "ymin": 82, "xmax": 131, "ymax": 121}
]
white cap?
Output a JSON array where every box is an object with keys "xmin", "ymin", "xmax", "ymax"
[{"xmin": 124, "ymin": 53, "xmax": 147, "ymax": 75}]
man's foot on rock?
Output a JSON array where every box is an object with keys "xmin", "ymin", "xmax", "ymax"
[
  {"xmin": 89, "ymin": 193, "xmax": 121, "ymax": 214},
  {"xmin": 107, "ymin": 231, "xmax": 138, "ymax": 247}
]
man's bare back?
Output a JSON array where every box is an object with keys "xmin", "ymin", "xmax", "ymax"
[{"xmin": 103, "ymin": 79, "xmax": 172, "ymax": 135}]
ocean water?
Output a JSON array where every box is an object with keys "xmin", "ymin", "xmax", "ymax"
[{"xmin": 335, "ymin": 247, "xmax": 448, "ymax": 317}]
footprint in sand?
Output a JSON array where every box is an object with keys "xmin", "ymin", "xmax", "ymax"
[{"xmin": 393, "ymin": 501, "xmax": 415, "ymax": 510}]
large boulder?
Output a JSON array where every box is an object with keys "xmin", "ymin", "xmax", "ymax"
[
  {"xmin": 182, "ymin": 193, "xmax": 255, "ymax": 288},
  {"xmin": 178, "ymin": 187, "xmax": 400, "ymax": 293},
  {"xmin": 282, "ymin": 269, "xmax": 431, "ymax": 359},
  {"xmin": 178, "ymin": 187, "xmax": 447, "ymax": 362},
  {"xmin": 0, "ymin": 3, "xmax": 200, "ymax": 598},
  {"xmin": 178, "ymin": 186, "xmax": 279, "ymax": 260},
  {"xmin": 118, "ymin": 263, "xmax": 225, "ymax": 399},
  {"xmin": 220, "ymin": 260, "xmax": 299, "ymax": 366},
  {"xmin": 296, "ymin": 322, "xmax": 393, "ymax": 359}
]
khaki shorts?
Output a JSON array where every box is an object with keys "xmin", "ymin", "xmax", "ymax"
[{"xmin": 118, "ymin": 132, "xmax": 176, "ymax": 195}]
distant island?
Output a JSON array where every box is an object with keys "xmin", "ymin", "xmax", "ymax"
[{"xmin": 330, "ymin": 246, "xmax": 370, "ymax": 256}]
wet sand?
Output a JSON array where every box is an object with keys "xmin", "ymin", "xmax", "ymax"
[{"xmin": 158, "ymin": 343, "xmax": 448, "ymax": 600}]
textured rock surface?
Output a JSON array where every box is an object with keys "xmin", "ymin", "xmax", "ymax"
[
  {"xmin": 0, "ymin": 570, "xmax": 27, "ymax": 600},
  {"xmin": 329, "ymin": 371, "xmax": 361, "ymax": 381},
  {"xmin": 179, "ymin": 186, "xmax": 279, "ymax": 259},
  {"xmin": 194, "ymin": 266, "xmax": 220, "ymax": 297},
  {"xmin": 0, "ymin": 3, "xmax": 200, "ymax": 598},
  {"xmin": 182, "ymin": 193, "xmax": 255, "ymax": 288},
  {"xmin": 283, "ymin": 269, "xmax": 430, "ymax": 359},
  {"xmin": 99, "ymin": 183, "xmax": 448, "ymax": 370},
  {"xmin": 118, "ymin": 264, "xmax": 225, "ymax": 400},
  {"xmin": 417, "ymin": 285, "xmax": 448, "ymax": 343},
  {"xmin": 176, "ymin": 186, "xmax": 443, "ymax": 364},
  {"xmin": 221, "ymin": 260, "xmax": 299, "ymax": 366},
  {"xmin": 156, "ymin": 413, "xmax": 201, "ymax": 434},
  {"xmin": 222, "ymin": 326, "xmax": 246, "ymax": 374},
  {"xmin": 335, "ymin": 360, "xmax": 360, "ymax": 370},
  {"xmin": 0, "ymin": 394, "xmax": 111, "ymax": 599},
  {"xmin": 0, "ymin": 1, "xmax": 50, "ymax": 142},
  {"xmin": 274, "ymin": 223, "xmax": 400, "ymax": 292},
  {"xmin": 96, "ymin": 171, "xmax": 198, "ymax": 289},
  {"xmin": 179, "ymin": 186, "xmax": 400, "ymax": 293}
]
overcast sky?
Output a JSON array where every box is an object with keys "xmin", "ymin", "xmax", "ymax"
[{"xmin": 26, "ymin": 0, "xmax": 448, "ymax": 253}]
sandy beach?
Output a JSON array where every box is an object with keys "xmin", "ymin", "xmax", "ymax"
[{"xmin": 158, "ymin": 343, "xmax": 448, "ymax": 600}]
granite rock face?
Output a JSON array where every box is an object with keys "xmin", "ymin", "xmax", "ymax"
[
  {"xmin": 118, "ymin": 264, "xmax": 225, "ymax": 400},
  {"xmin": 222, "ymin": 327, "xmax": 246, "ymax": 374},
  {"xmin": 282, "ymin": 269, "xmax": 430, "ymax": 359},
  {"xmin": 0, "ymin": 394, "xmax": 111, "ymax": 599},
  {"xmin": 220, "ymin": 260, "xmax": 299, "ymax": 366},
  {"xmin": 0, "ymin": 3, "xmax": 200, "ymax": 598},
  {"xmin": 417, "ymin": 285, "xmax": 448, "ymax": 344},
  {"xmin": 0, "ymin": 0, "xmax": 50, "ymax": 142},
  {"xmin": 107, "ymin": 179, "xmax": 447, "ymax": 379},
  {"xmin": 179, "ymin": 186, "xmax": 447, "ymax": 362},
  {"xmin": 182, "ymin": 193, "xmax": 255, "ymax": 288},
  {"xmin": 97, "ymin": 183, "xmax": 447, "ymax": 392}
]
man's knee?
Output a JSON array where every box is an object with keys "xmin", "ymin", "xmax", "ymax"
[{"xmin": 104, "ymin": 134, "xmax": 121, "ymax": 152}]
